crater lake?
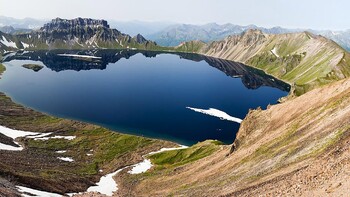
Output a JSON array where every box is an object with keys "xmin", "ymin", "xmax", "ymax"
[{"xmin": 0, "ymin": 50, "xmax": 289, "ymax": 145}]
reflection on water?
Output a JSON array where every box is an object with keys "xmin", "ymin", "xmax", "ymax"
[{"xmin": 5, "ymin": 50, "xmax": 290, "ymax": 91}]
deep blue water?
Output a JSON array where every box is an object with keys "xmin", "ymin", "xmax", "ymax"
[{"xmin": 0, "ymin": 50, "xmax": 289, "ymax": 145}]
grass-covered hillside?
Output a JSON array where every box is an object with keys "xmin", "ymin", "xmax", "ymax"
[
  {"xmin": 0, "ymin": 91, "xmax": 175, "ymax": 194},
  {"xmin": 175, "ymin": 30, "xmax": 350, "ymax": 95}
]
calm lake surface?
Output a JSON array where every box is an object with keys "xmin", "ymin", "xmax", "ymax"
[{"xmin": 0, "ymin": 50, "xmax": 289, "ymax": 145}]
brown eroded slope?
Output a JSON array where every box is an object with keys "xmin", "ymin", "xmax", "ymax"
[{"xmin": 119, "ymin": 75, "xmax": 350, "ymax": 196}]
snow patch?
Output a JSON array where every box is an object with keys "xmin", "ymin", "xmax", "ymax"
[
  {"xmin": 34, "ymin": 135, "xmax": 76, "ymax": 141},
  {"xmin": 26, "ymin": 132, "xmax": 52, "ymax": 139},
  {"xmin": 128, "ymin": 159, "xmax": 152, "ymax": 174},
  {"xmin": 1, "ymin": 36, "xmax": 17, "ymax": 48},
  {"xmin": 186, "ymin": 107, "xmax": 242, "ymax": 123},
  {"xmin": 86, "ymin": 35, "xmax": 97, "ymax": 46},
  {"xmin": 76, "ymin": 145, "xmax": 188, "ymax": 196},
  {"xmin": 17, "ymin": 186, "xmax": 61, "ymax": 197},
  {"xmin": 58, "ymin": 157, "xmax": 74, "ymax": 162},
  {"xmin": 0, "ymin": 125, "xmax": 39, "ymax": 139},
  {"xmin": 0, "ymin": 142, "xmax": 23, "ymax": 151},
  {"xmin": 128, "ymin": 145, "xmax": 188, "ymax": 175},
  {"xmin": 148, "ymin": 145, "xmax": 188, "ymax": 155},
  {"xmin": 87, "ymin": 168, "xmax": 125, "ymax": 196},
  {"xmin": 21, "ymin": 42, "xmax": 29, "ymax": 48},
  {"xmin": 271, "ymin": 47, "xmax": 279, "ymax": 58},
  {"xmin": 74, "ymin": 36, "xmax": 83, "ymax": 47}
]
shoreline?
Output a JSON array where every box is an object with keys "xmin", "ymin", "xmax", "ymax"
[
  {"xmin": 0, "ymin": 49, "xmax": 289, "ymax": 196},
  {"xmin": 0, "ymin": 90, "xmax": 177, "ymax": 195}
]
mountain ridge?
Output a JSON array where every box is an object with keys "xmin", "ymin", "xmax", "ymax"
[
  {"xmin": 0, "ymin": 17, "xmax": 160, "ymax": 52},
  {"xmin": 175, "ymin": 29, "xmax": 350, "ymax": 95},
  {"xmin": 1, "ymin": 16, "xmax": 350, "ymax": 51},
  {"xmin": 146, "ymin": 22, "xmax": 350, "ymax": 51}
]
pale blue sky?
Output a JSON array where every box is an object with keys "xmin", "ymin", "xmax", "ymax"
[{"xmin": 0, "ymin": 0, "xmax": 348, "ymax": 30}]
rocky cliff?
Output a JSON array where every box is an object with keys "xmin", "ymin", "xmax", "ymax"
[{"xmin": 0, "ymin": 18, "xmax": 161, "ymax": 51}]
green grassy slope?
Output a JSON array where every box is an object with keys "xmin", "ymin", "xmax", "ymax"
[
  {"xmin": 0, "ymin": 92, "xmax": 175, "ymax": 194},
  {"xmin": 174, "ymin": 30, "xmax": 350, "ymax": 95}
]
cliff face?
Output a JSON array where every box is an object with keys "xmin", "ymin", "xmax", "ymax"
[
  {"xmin": 176, "ymin": 30, "xmax": 350, "ymax": 95},
  {"xmin": 120, "ymin": 74, "xmax": 350, "ymax": 197},
  {"xmin": 0, "ymin": 18, "xmax": 160, "ymax": 51},
  {"xmin": 41, "ymin": 18, "xmax": 110, "ymax": 31}
]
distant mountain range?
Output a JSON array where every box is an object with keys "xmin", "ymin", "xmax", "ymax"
[
  {"xmin": 0, "ymin": 16, "xmax": 47, "ymax": 29},
  {"xmin": 146, "ymin": 23, "xmax": 350, "ymax": 51},
  {"xmin": 0, "ymin": 26, "xmax": 32, "ymax": 34},
  {"xmin": 107, "ymin": 20, "xmax": 176, "ymax": 36},
  {"xmin": 1, "ymin": 16, "xmax": 349, "ymax": 51},
  {"xmin": 146, "ymin": 23, "xmax": 300, "ymax": 46}
]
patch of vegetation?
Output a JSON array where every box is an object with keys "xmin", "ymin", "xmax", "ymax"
[
  {"xmin": 0, "ymin": 63, "xmax": 6, "ymax": 76},
  {"xmin": 174, "ymin": 41, "xmax": 207, "ymax": 53},
  {"xmin": 149, "ymin": 140, "xmax": 222, "ymax": 168},
  {"xmin": 22, "ymin": 64, "xmax": 44, "ymax": 72}
]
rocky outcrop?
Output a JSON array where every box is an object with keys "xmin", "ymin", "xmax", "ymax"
[
  {"xmin": 1, "ymin": 18, "xmax": 161, "ymax": 51},
  {"xmin": 133, "ymin": 34, "xmax": 148, "ymax": 44},
  {"xmin": 41, "ymin": 18, "xmax": 110, "ymax": 32}
]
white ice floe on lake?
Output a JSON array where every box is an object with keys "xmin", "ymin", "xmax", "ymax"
[
  {"xmin": 57, "ymin": 54, "xmax": 101, "ymax": 59},
  {"xmin": 1, "ymin": 36, "xmax": 17, "ymax": 48},
  {"xmin": 186, "ymin": 107, "xmax": 242, "ymax": 123},
  {"xmin": 17, "ymin": 185, "xmax": 61, "ymax": 197},
  {"xmin": 57, "ymin": 157, "xmax": 74, "ymax": 162},
  {"xmin": 34, "ymin": 135, "xmax": 76, "ymax": 141},
  {"xmin": 271, "ymin": 46, "xmax": 279, "ymax": 58}
]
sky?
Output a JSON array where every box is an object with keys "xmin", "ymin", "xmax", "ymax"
[{"xmin": 0, "ymin": 0, "xmax": 349, "ymax": 30}]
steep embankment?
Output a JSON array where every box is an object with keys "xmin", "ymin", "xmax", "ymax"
[
  {"xmin": 119, "ymin": 73, "xmax": 350, "ymax": 196},
  {"xmin": 175, "ymin": 30, "xmax": 350, "ymax": 95}
]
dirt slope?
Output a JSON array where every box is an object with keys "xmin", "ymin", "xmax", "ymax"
[{"xmin": 120, "ymin": 76, "xmax": 350, "ymax": 196}]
